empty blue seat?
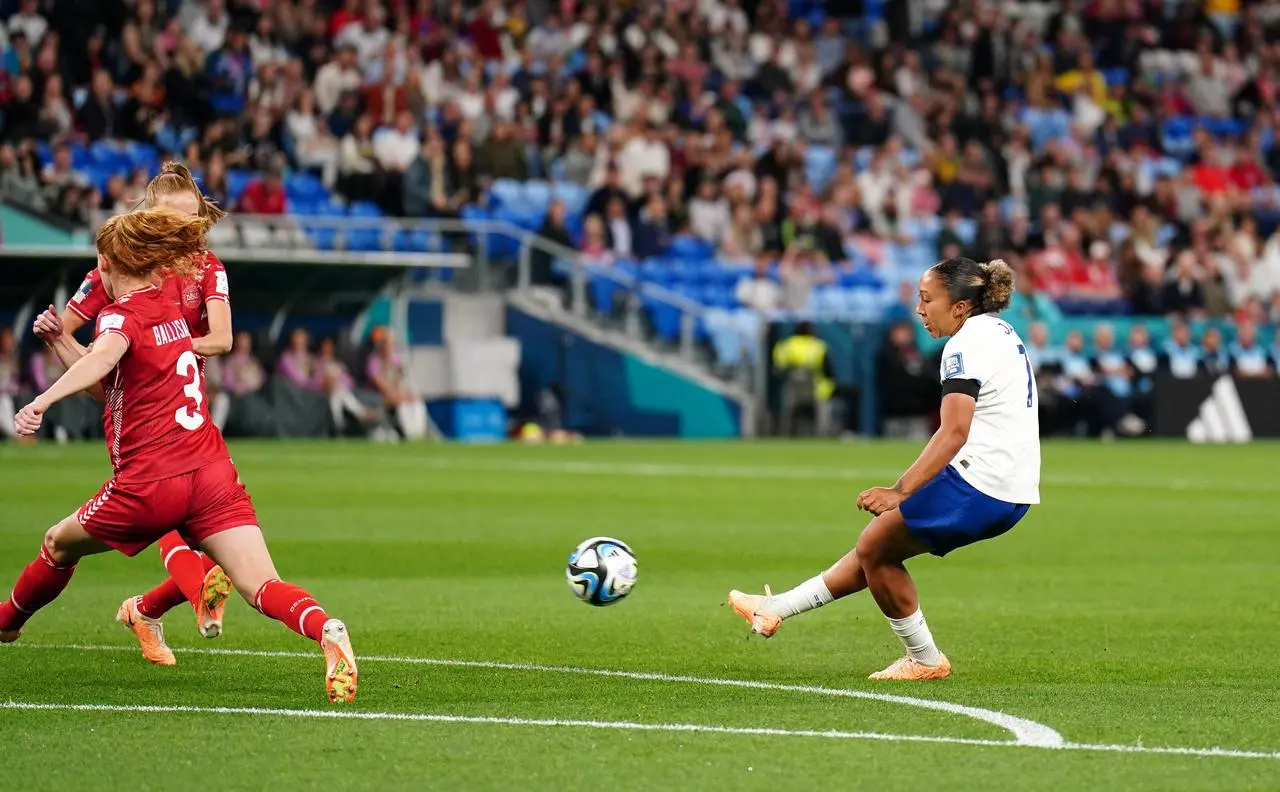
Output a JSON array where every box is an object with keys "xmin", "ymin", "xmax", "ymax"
[
  {"xmin": 226, "ymin": 170, "xmax": 254, "ymax": 202},
  {"xmin": 522, "ymin": 180, "xmax": 552, "ymax": 208},
  {"xmin": 489, "ymin": 179, "xmax": 523, "ymax": 209},
  {"xmin": 348, "ymin": 201, "xmax": 384, "ymax": 217}
]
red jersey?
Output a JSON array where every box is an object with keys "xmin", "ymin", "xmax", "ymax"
[
  {"xmin": 67, "ymin": 251, "xmax": 229, "ymax": 337},
  {"xmin": 94, "ymin": 286, "xmax": 230, "ymax": 482}
]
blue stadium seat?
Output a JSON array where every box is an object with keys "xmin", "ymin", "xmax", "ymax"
[
  {"xmin": 348, "ymin": 201, "xmax": 384, "ymax": 218},
  {"xmin": 522, "ymin": 180, "xmax": 552, "ymax": 209},
  {"xmin": 286, "ymin": 172, "xmax": 326, "ymax": 202},
  {"xmin": 490, "ymin": 179, "xmax": 523, "ymax": 209},
  {"xmin": 669, "ymin": 235, "xmax": 714, "ymax": 261},
  {"xmin": 226, "ymin": 170, "xmax": 254, "ymax": 202},
  {"xmin": 552, "ymin": 181, "xmax": 588, "ymax": 215}
]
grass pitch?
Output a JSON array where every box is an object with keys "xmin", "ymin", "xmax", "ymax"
[{"xmin": 1, "ymin": 439, "xmax": 1278, "ymax": 791}]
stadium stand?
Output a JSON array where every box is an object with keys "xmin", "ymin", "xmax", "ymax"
[{"xmin": 2, "ymin": 0, "xmax": 1280, "ymax": 439}]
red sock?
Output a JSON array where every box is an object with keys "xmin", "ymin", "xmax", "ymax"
[
  {"xmin": 199, "ymin": 552, "xmax": 217, "ymax": 574},
  {"xmin": 137, "ymin": 578, "xmax": 187, "ymax": 619},
  {"xmin": 0, "ymin": 545, "xmax": 77, "ymax": 631},
  {"xmin": 158, "ymin": 533, "xmax": 208, "ymax": 607},
  {"xmin": 253, "ymin": 579, "xmax": 329, "ymax": 642}
]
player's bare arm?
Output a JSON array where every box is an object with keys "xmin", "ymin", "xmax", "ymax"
[
  {"xmin": 15, "ymin": 331, "xmax": 128, "ymax": 434},
  {"xmin": 858, "ymin": 393, "xmax": 977, "ymax": 516},
  {"xmin": 192, "ymin": 299, "xmax": 232, "ymax": 357},
  {"xmin": 33, "ymin": 305, "xmax": 103, "ymax": 402}
]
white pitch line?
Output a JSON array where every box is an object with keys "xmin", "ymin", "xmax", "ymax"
[
  {"xmin": 0, "ymin": 701, "xmax": 1014, "ymax": 749},
  {"xmin": 17, "ymin": 642, "xmax": 1061, "ymax": 748},
  {"xmin": 3, "ymin": 701, "xmax": 1278, "ymax": 762}
]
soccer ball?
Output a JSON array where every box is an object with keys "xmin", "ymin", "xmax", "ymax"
[{"xmin": 565, "ymin": 536, "xmax": 638, "ymax": 606}]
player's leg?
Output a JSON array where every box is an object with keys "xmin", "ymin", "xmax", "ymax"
[
  {"xmin": 197, "ymin": 525, "xmax": 357, "ymax": 703},
  {"xmin": 136, "ymin": 532, "xmax": 233, "ymax": 638},
  {"xmin": 854, "ymin": 508, "xmax": 951, "ymax": 679},
  {"xmin": 727, "ymin": 549, "xmax": 868, "ymax": 638},
  {"xmin": 0, "ymin": 513, "xmax": 112, "ymax": 641}
]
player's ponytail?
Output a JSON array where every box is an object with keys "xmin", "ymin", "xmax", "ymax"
[
  {"xmin": 931, "ymin": 256, "xmax": 1016, "ymax": 316},
  {"xmin": 97, "ymin": 208, "xmax": 207, "ymax": 281},
  {"xmin": 978, "ymin": 258, "xmax": 1015, "ymax": 314},
  {"xmin": 144, "ymin": 161, "xmax": 227, "ymax": 232}
]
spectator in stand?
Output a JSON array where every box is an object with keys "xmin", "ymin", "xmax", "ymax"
[
  {"xmin": 316, "ymin": 336, "xmax": 375, "ymax": 435},
  {"xmin": 314, "ymin": 44, "xmax": 362, "ymax": 116},
  {"xmin": 277, "ymin": 327, "xmax": 319, "ymax": 391},
  {"xmin": 1162, "ymin": 251, "xmax": 1208, "ymax": 317},
  {"xmin": 876, "ymin": 320, "xmax": 939, "ymax": 437},
  {"xmin": 211, "ymin": 331, "xmax": 267, "ymax": 429},
  {"xmin": 365, "ymin": 325, "xmax": 428, "ymax": 441},
  {"xmin": 338, "ymin": 113, "xmax": 381, "ymax": 204},
  {"xmin": 287, "ymin": 88, "xmax": 340, "ymax": 188},
  {"xmin": 239, "ymin": 166, "xmax": 286, "ymax": 215},
  {"xmin": 579, "ymin": 214, "xmax": 613, "ymax": 263},
  {"xmin": 1200, "ymin": 327, "xmax": 1231, "ymax": 377},
  {"xmin": 532, "ymin": 199, "xmax": 574, "ymax": 289},
  {"xmin": 1230, "ymin": 320, "xmax": 1274, "ymax": 379},
  {"xmin": 1162, "ymin": 320, "xmax": 1204, "ymax": 379},
  {"xmin": 0, "ymin": 328, "xmax": 21, "ymax": 443},
  {"xmin": 735, "ymin": 259, "xmax": 783, "ymax": 315}
]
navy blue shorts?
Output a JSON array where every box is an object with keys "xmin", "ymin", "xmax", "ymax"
[{"xmin": 899, "ymin": 465, "xmax": 1030, "ymax": 557}]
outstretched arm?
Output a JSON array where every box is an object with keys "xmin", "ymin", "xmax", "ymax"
[
  {"xmin": 35, "ymin": 306, "xmax": 102, "ymax": 402},
  {"xmin": 857, "ymin": 389, "xmax": 977, "ymax": 515},
  {"xmin": 15, "ymin": 332, "xmax": 128, "ymax": 435}
]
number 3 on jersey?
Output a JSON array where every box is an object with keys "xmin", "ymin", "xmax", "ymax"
[{"xmin": 175, "ymin": 350, "xmax": 206, "ymax": 430}]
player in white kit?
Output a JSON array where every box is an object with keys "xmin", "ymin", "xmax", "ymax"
[{"xmin": 728, "ymin": 257, "xmax": 1041, "ymax": 680}]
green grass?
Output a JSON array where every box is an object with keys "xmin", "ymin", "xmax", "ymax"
[{"xmin": 1, "ymin": 439, "xmax": 1278, "ymax": 791}]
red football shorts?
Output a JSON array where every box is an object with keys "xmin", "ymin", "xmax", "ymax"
[{"xmin": 77, "ymin": 458, "xmax": 258, "ymax": 557}]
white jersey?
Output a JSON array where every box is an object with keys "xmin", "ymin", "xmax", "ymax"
[{"xmin": 938, "ymin": 313, "xmax": 1041, "ymax": 504}]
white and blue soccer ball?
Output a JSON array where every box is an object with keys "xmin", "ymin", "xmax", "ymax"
[{"xmin": 565, "ymin": 536, "xmax": 638, "ymax": 606}]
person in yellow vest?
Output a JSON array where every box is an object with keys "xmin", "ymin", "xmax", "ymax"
[{"xmin": 772, "ymin": 321, "xmax": 836, "ymax": 436}]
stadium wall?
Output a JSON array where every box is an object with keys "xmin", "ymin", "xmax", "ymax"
[{"xmin": 507, "ymin": 307, "xmax": 741, "ymax": 438}]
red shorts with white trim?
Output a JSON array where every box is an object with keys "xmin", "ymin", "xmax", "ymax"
[{"xmin": 77, "ymin": 459, "xmax": 258, "ymax": 557}]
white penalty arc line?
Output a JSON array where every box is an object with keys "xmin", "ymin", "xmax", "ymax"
[
  {"xmin": 0, "ymin": 701, "xmax": 1014, "ymax": 749},
  {"xmin": 20, "ymin": 641, "xmax": 1061, "ymax": 748},
  {"xmin": 2, "ymin": 701, "xmax": 1278, "ymax": 762}
]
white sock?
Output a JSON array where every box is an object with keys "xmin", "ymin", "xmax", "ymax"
[
  {"xmin": 887, "ymin": 608, "xmax": 942, "ymax": 665},
  {"xmin": 767, "ymin": 575, "xmax": 834, "ymax": 619}
]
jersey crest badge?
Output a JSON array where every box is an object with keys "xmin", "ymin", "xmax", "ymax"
[
  {"xmin": 183, "ymin": 283, "xmax": 201, "ymax": 308},
  {"xmin": 943, "ymin": 353, "xmax": 965, "ymax": 379}
]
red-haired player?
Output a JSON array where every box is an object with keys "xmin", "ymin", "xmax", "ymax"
[
  {"xmin": 39, "ymin": 162, "xmax": 237, "ymax": 665},
  {"xmin": 5, "ymin": 208, "xmax": 358, "ymax": 704}
]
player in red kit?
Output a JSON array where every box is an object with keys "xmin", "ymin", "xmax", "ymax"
[
  {"xmin": 40, "ymin": 163, "xmax": 239, "ymax": 665},
  {"xmin": 3, "ymin": 208, "xmax": 358, "ymax": 704}
]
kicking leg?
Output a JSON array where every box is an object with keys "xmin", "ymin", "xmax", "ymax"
[
  {"xmin": 0, "ymin": 514, "xmax": 111, "ymax": 641},
  {"xmin": 856, "ymin": 509, "xmax": 950, "ymax": 680},
  {"xmin": 726, "ymin": 540, "xmax": 871, "ymax": 638},
  {"xmin": 136, "ymin": 532, "xmax": 232, "ymax": 638},
  {"xmin": 199, "ymin": 525, "xmax": 357, "ymax": 703}
]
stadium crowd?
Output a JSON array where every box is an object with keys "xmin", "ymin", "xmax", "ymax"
[{"xmin": 3, "ymin": 0, "xmax": 1280, "ymax": 439}]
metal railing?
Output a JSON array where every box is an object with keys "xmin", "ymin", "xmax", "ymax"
[{"xmin": 79, "ymin": 210, "xmax": 712, "ymax": 361}]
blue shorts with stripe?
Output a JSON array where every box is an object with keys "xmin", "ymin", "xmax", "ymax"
[{"xmin": 899, "ymin": 465, "xmax": 1030, "ymax": 557}]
